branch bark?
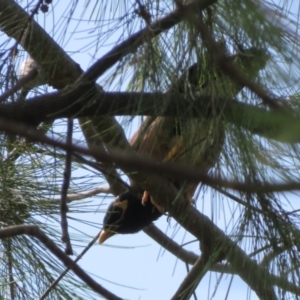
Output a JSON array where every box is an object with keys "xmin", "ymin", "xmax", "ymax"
[
  {"xmin": 0, "ymin": 89, "xmax": 297, "ymax": 143},
  {"xmin": 0, "ymin": 225, "xmax": 122, "ymax": 300}
]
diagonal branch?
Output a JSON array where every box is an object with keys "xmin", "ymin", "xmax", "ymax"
[
  {"xmin": 60, "ymin": 118, "xmax": 73, "ymax": 255},
  {"xmin": 40, "ymin": 234, "xmax": 100, "ymax": 300},
  {"xmin": 171, "ymin": 255, "xmax": 218, "ymax": 300},
  {"xmin": 143, "ymin": 225, "xmax": 199, "ymax": 265},
  {"xmin": 0, "ymin": 225, "xmax": 122, "ymax": 300},
  {"xmin": 82, "ymin": 0, "xmax": 217, "ymax": 82},
  {"xmin": 0, "ymin": 89, "xmax": 297, "ymax": 143},
  {"xmin": 0, "ymin": 0, "xmax": 126, "ymax": 195}
]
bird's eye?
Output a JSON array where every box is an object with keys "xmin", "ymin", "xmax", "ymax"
[
  {"xmin": 103, "ymin": 199, "xmax": 128, "ymax": 229},
  {"xmin": 104, "ymin": 207, "xmax": 123, "ymax": 226}
]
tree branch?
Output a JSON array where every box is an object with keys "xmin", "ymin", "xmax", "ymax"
[
  {"xmin": 60, "ymin": 119, "xmax": 73, "ymax": 255},
  {"xmin": 0, "ymin": 0, "xmax": 82, "ymax": 88},
  {"xmin": 0, "ymin": 0, "xmax": 218, "ymax": 199},
  {"xmin": 0, "ymin": 88, "xmax": 297, "ymax": 143},
  {"xmin": 143, "ymin": 225, "xmax": 198, "ymax": 265},
  {"xmin": 0, "ymin": 225, "xmax": 122, "ymax": 300},
  {"xmin": 40, "ymin": 234, "xmax": 100, "ymax": 300},
  {"xmin": 82, "ymin": 0, "xmax": 217, "ymax": 82},
  {"xmin": 54, "ymin": 186, "xmax": 111, "ymax": 202}
]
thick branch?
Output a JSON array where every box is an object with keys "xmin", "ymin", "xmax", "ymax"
[
  {"xmin": 171, "ymin": 256, "xmax": 214, "ymax": 300},
  {"xmin": 40, "ymin": 234, "xmax": 100, "ymax": 300},
  {"xmin": 60, "ymin": 119, "xmax": 73, "ymax": 255},
  {"xmin": 0, "ymin": 89, "xmax": 297, "ymax": 143}
]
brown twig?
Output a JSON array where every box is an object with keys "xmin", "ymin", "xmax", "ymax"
[
  {"xmin": 0, "ymin": 225, "xmax": 122, "ymax": 300},
  {"xmin": 60, "ymin": 118, "xmax": 73, "ymax": 255},
  {"xmin": 54, "ymin": 186, "xmax": 111, "ymax": 202},
  {"xmin": 40, "ymin": 234, "xmax": 100, "ymax": 300},
  {"xmin": 3, "ymin": 239, "xmax": 15, "ymax": 300}
]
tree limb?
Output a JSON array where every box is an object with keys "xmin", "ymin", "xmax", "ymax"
[
  {"xmin": 0, "ymin": 88, "xmax": 297, "ymax": 143},
  {"xmin": 0, "ymin": 225, "xmax": 122, "ymax": 300},
  {"xmin": 60, "ymin": 119, "xmax": 73, "ymax": 255}
]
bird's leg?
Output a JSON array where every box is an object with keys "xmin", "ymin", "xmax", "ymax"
[
  {"xmin": 141, "ymin": 191, "xmax": 150, "ymax": 205},
  {"xmin": 164, "ymin": 139, "xmax": 182, "ymax": 162},
  {"xmin": 141, "ymin": 139, "xmax": 183, "ymax": 213},
  {"xmin": 142, "ymin": 191, "xmax": 165, "ymax": 214}
]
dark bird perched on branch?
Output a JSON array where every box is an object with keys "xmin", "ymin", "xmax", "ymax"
[
  {"xmin": 99, "ymin": 46, "xmax": 269, "ymax": 243},
  {"xmin": 99, "ymin": 191, "xmax": 162, "ymax": 243}
]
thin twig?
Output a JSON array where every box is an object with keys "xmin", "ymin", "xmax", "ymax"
[
  {"xmin": 144, "ymin": 225, "xmax": 198, "ymax": 265},
  {"xmin": 194, "ymin": 16, "xmax": 279, "ymax": 109},
  {"xmin": 39, "ymin": 234, "xmax": 100, "ymax": 300},
  {"xmin": 60, "ymin": 118, "xmax": 73, "ymax": 255},
  {"xmin": 55, "ymin": 186, "xmax": 111, "ymax": 202},
  {"xmin": 4, "ymin": 239, "xmax": 15, "ymax": 300}
]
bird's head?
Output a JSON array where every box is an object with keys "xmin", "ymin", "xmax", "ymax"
[{"xmin": 99, "ymin": 191, "xmax": 163, "ymax": 243}]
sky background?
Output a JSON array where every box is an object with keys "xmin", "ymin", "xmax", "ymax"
[{"xmin": 8, "ymin": 0, "xmax": 300, "ymax": 299}]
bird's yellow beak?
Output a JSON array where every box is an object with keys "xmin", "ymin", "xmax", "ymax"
[{"xmin": 98, "ymin": 229, "xmax": 114, "ymax": 244}]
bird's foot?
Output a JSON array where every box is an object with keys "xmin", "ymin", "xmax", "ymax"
[
  {"xmin": 141, "ymin": 191, "xmax": 150, "ymax": 206},
  {"xmin": 142, "ymin": 191, "xmax": 165, "ymax": 214}
]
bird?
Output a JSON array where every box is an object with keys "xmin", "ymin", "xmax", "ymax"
[
  {"xmin": 129, "ymin": 46, "xmax": 269, "ymax": 210},
  {"xmin": 99, "ymin": 46, "xmax": 269, "ymax": 243},
  {"xmin": 99, "ymin": 190, "xmax": 162, "ymax": 243}
]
